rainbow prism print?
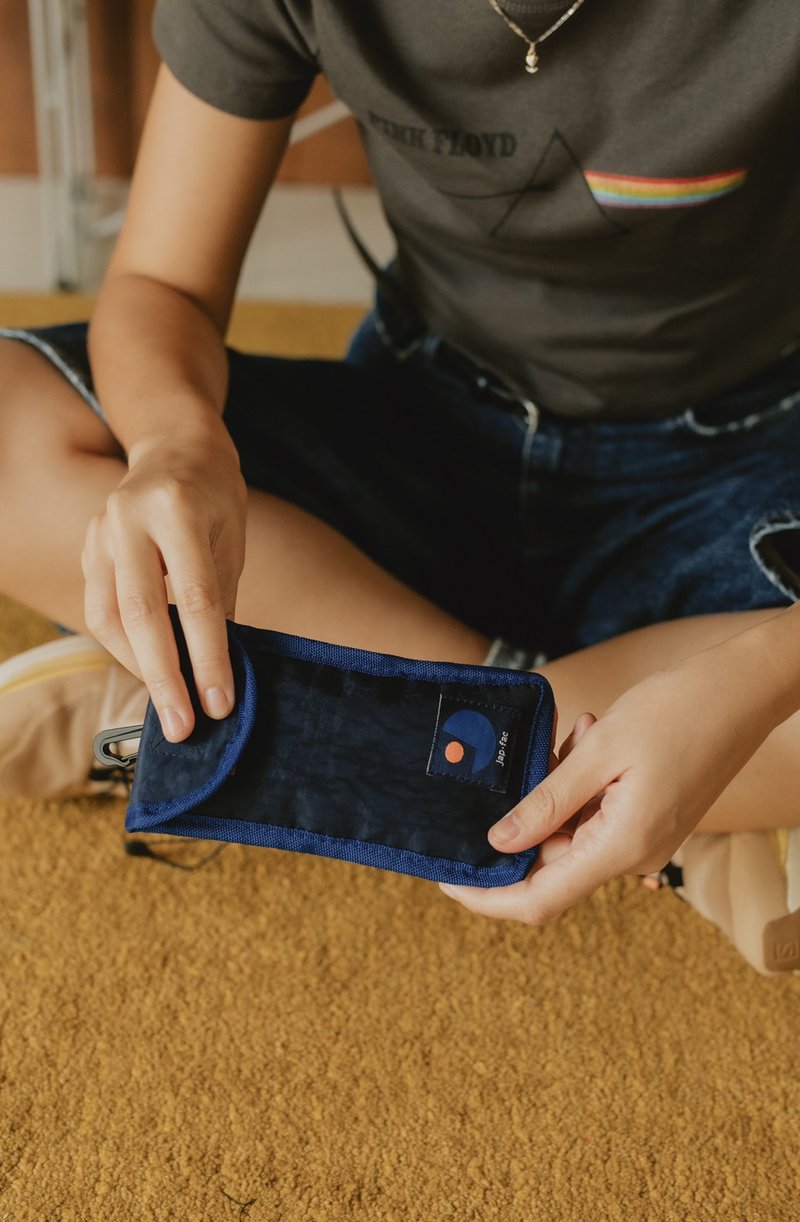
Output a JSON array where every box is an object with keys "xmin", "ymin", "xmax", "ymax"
[{"xmin": 585, "ymin": 167, "xmax": 747, "ymax": 208}]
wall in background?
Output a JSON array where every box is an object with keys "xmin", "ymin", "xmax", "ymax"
[{"xmin": 0, "ymin": 0, "xmax": 371, "ymax": 184}]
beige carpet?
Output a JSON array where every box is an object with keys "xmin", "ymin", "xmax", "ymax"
[{"xmin": 1, "ymin": 296, "xmax": 799, "ymax": 1221}]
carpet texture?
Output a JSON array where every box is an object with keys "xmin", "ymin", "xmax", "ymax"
[{"xmin": 1, "ymin": 295, "xmax": 798, "ymax": 1221}]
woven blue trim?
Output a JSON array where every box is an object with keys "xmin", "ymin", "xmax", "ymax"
[
  {"xmin": 229, "ymin": 620, "xmax": 550, "ymax": 691},
  {"xmin": 520, "ymin": 682, "xmax": 553, "ymax": 799},
  {"xmin": 123, "ymin": 813, "xmax": 540, "ymax": 887},
  {"xmin": 130, "ymin": 631, "xmax": 258, "ymax": 823}
]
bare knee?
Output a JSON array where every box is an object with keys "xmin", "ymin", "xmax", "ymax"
[{"xmin": 0, "ymin": 338, "xmax": 123, "ymax": 468}]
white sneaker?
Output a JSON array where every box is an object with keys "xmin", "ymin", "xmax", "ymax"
[{"xmin": 0, "ymin": 634, "xmax": 148, "ymax": 799}]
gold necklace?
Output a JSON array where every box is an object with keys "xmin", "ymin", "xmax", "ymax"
[{"xmin": 487, "ymin": 0, "xmax": 588, "ymax": 74}]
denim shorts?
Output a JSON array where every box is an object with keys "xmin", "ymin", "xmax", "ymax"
[{"xmin": 2, "ymin": 307, "xmax": 799, "ymax": 659}]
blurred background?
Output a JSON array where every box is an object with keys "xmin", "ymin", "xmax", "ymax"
[{"xmin": 0, "ymin": 0, "xmax": 394, "ymax": 300}]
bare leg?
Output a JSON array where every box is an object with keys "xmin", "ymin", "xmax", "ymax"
[
  {"xmin": 537, "ymin": 615, "xmax": 800, "ymax": 834},
  {"xmin": 0, "ymin": 340, "xmax": 488, "ymax": 663},
  {"xmin": 1, "ymin": 338, "xmax": 796, "ymax": 834}
]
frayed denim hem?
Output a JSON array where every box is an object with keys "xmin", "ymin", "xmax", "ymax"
[{"xmin": 750, "ymin": 511, "xmax": 800, "ymax": 603}]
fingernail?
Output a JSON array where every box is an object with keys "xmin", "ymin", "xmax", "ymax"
[
  {"xmin": 490, "ymin": 813, "xmax": 520, "ymax": 843},
  {"xmin": 162, "ymin": 707, "xmax": 185, "ymax": 740},
  {"xmin": 205, "ymin": 686, "xmax": 232, "ymax": 718}
]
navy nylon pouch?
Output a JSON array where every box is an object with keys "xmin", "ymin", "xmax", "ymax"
[{"xmin": 124, "ymin": 606, "xmax": 555, "ymax": 887}]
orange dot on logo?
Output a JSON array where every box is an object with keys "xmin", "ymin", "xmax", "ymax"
[{"xmin": 445, "ymin": 740, "xmax": 465, "ymax": 764}]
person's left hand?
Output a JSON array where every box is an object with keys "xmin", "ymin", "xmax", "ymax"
[{"xmin": 437, "ymin": 640, "xmax": 780, "ymax": 924}]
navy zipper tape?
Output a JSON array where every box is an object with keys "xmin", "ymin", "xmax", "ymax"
[
  {"xmin": 126, "ymin": 815, "xmax": 537, "ymax": 887},
  {"xmin": 125, "ymin": 617, "xmax": 554, "ymax": 886},
  {"xmin": 230, "ymin": 619, "xmax": 551, "ymax": 689}
]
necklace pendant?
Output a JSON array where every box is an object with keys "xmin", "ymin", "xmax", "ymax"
[{"xmin": 524, "ymin": 43, "xmax": 539, "ymax": 73}]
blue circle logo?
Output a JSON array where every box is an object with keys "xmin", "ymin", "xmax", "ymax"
[{"xmin": 442, "ymin": 710, "xmax": 496, "ymax": 773}]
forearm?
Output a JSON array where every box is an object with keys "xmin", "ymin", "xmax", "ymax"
[
  {"xmin": 87, "ymin": 270, "xmax": 237, "ymax": 465},
  {"xmin": 699, "ymin": 600, "xmax": 800, "ymax": 731}
]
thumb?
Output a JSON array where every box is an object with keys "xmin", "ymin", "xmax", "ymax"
[{"xmin": 487, "ymin": 712, "xmax": 607, "ymax": 850}]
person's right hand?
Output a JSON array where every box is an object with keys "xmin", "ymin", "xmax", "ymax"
[{"xmin": 81, "ymin": 429, "xmax": 248, "ymax": 742}]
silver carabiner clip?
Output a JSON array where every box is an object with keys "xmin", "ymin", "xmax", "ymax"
[{"xmin": 92, "ymin": 724, "xmax": 144, "ymax": 769}]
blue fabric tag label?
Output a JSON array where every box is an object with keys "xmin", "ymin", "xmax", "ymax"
[{"xmin": 426, "ymin": 695, "xmax": 521, "ymax": 794}]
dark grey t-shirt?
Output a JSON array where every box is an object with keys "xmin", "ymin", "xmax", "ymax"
[{"xmin": 153, "ymin": 0, "xmax": 800, "ymax": 418}]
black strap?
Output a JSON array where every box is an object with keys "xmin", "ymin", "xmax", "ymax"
[
  {"xmin": 332, "ymin": 187, "xmax": 427, "ymax": 351},
  {"xmin": 123, "ymin": 838, "xmax": 227, "ymax": 871}
]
